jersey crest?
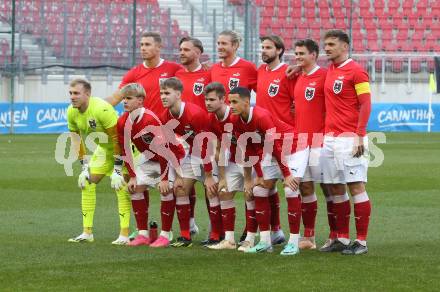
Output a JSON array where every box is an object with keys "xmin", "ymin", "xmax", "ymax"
[
  {"xmin": 193, "ymin": 82, "xmax": 204, "ymax": 96},
  {"xmin": 268, "ymin": 83, "xmax": 280, "ymax": 97},
  {"xmin": 305, "ymin": 87, "xmax": 315, "ymax": 101},
  {"xmin": 229, "ymin": 77, "xmax": 240, "ymax": 90},
  {"xmin": 141, "ymin": 134, "xmax": 153, "ymax": 144},
  {"xmin": 88, "ymin": 119, "xmax": 97, "ymax": 129},
  {"xmin": 333, "ymin": 80, "xmax": 343, "ymax": 94}
]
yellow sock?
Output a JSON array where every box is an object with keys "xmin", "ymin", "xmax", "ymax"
[
  {"xmin": 116, "ymin": 186, "xmax": 131, "ymax": 230},
  {"xmin": 120, "ymin": 227, "xmax": 130, "ymax": 237},
  {"xmin": 82, "ymin": 182, "xmax": 96, "ymax": 230},
  {"xmin": 83, "ymin": 227, "xmax": 93, "ymax": 234}
]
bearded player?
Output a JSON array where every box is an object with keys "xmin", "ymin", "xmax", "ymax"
[{"xmin": 320, "ymin": 30, "xmax": 372, "ymax": 255}]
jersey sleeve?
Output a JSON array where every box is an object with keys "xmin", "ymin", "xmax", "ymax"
[
  {"xmin": 117, "ymin": 116, "xmax": 136, "ymax": 177},
  {"xmin": 97, "ymin": 101, "xmax": 118, "ymax": 129},
  {"xmin": 192, "ymin": 110, "xmax": 213, "ymax": 173},
  {"xmin": 119, "ymin": 67, "xmax": 136, "ymax": 89},
  {"xmin": 66, "ymin": 106, "xmax": 78, "ymax": 132},
  {"xmin": 353, "ymin": 67, "xmax": 371, "ymax": 136},
  {"xmin": 353, "ymin": 67, "xmax": 371, "ymax": 96},
  {"xmin": 248, "ymin": 63, "xmax": 258, "ymax": 92}
]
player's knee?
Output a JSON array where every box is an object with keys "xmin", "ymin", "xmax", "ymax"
[
  {"xmin": 219, "ymin": 191, "xmax": 234, "ymax": 201},
  {"xmin": 329, "ymin": 183, "xmax": 345, "ymax": 196},
  {"xmin": 262, "ymin": 179, "xmax": 276, "ymax": 190},
  {"xmin": 347, "ymin": 181, "xmax": 366, "ymax": 196},
  {"xmin": 300, "ymin": 182, "xmax": 314, "ymax": 196},
  {"xmin": 89, "ymin": 174, "xmax": 104, "ymax": 184}
]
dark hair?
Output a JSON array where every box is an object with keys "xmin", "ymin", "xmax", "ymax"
[
  {"xmin": 324, "ymin": 29, "xmax": 350, "ymax": 45},
  {"xmin": 141, "ymin": 31, "xmax": 162, "ymax": 44},
  {"xmin": 229, "ymin": 86, "xmax": 251, "ymax": 99},
  {"xmin": 69, "ymin": 78, "xmax": 91, "ymax": 93},
  {"xmin": 294, "ymin": 39, "xmax": 320, "ymax": 56},
  {"xmin": 160, "ymin": 77, "xmax": 183, "ymax": 92},
  {"xmin": 260, "ymin": 35, "xmax": 285, "ymax": 59},
  {"xmin": 204, "ymin": 82, "xmax": 225, "ymax": 98},
  {"xmin": 179, "ymin": 36, "xmax": 204, "ymax": 54}
]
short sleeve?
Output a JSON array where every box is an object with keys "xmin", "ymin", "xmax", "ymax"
[
  {"xmin": 66, "ymin": 105, "xmax": 78, "ymax": 132},
  {"xmin": 97, "ymin": 101, "xmax": 118, "ymax": 129},
  {"xmin": 119, "ymin": 68, "xmax": 136, "ymax": 89}
]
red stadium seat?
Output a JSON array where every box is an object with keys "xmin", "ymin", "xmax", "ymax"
[
  {"xmin": 402, "ymin": 0, "xmax": 414, "ymax": 10},
  {"xmin": 410, "ymin": 58, "xmax": 422, "ymax": 73},
  {"xmin": 390, "ymin": 58, "xmax": 404, "ymax": 73}
]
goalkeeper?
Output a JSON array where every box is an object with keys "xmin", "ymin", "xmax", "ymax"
[{"xmin": 66, "ymin": 78, "xmax": 131, "ymax": 245}]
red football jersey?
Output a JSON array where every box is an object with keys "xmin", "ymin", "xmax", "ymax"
[
  {"xmin": 208, "ymin": 106, "xmax": 238, "ymax": 163},
  {"xmin": 160, "ymin": 102, "xmax": 213, "ymax": 172},
  {"xmin": 175, "ymin": 65, "xmax": 211, "ymax": 111},
  {"xmin": 294, "ymin": 66, "xmax": 327, "ymax": 147},
  {"xmin": 324, "ymin": 59, "xmax": 371, "ymax": 136},
  {"xmin": 231, "ymin": 106, "xmax": 294, "ymax": 178},
  {"xmin": 210, "ymin": 57, "xmax": 257, "ymax": 100},
  {"xmin": 256, "ymin": 63, "xmax": 296, "ymax": 127},
  {"xmin": 119, "ymin": 59, "xmax": 182, "ymax": 115},
  {"xmin": 116, "ymin": 109, "xmax": 166, "ymax": 178}
]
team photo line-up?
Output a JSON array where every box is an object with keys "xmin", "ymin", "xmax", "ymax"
[{"xmin": 66, "ymin": 28, "xmax": 372, "ymax": 256}]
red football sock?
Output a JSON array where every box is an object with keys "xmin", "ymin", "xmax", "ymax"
[
  {"xmin": 269, "ymin": 190, "xmax": 281, "ymax": 232},
  {"xmin": 301, "ymin": 193, "xmax": 318, "ymax": 237},
  {"xmin": 253, "ymin": 186, "xmax": 271, "ymax": 232},
  {"xmin": 333, "ymin": 193, "xmax": 351, "ymax": 239},
  {"xmin": 245, "ymin": 200, "xmax": 258, "ymax": 233},
  {"xmin": 220, "ymin": 200, "xmax": 235, "ymax": 232},
  {"xmin": 176, "ymin": 196, "xmax": 191, "ymax": 239},
  {"xmin": 285, "ymin": 188, "xmax": 301, "ymax": 235},
  {"xmin": 189, "ymin": 187, "xmax": 196, "ymax": 218},
  {"xmin": 131, "ymin": 193, "xmax": 148, "ymax": 231},
  {"xmin": 208, "ymin": 197, "xmax": 222, "ymax": 240},
  {"xmin": 160, "ymin": 193, "xmax": 175, "ymax": 232},
  {"xmin": 326, "ymin": 197, "xmax": 337, "ymax": 239},
  {"xmin": 353, "ymin": 192, "xmax": 371, "ymax": 241}
]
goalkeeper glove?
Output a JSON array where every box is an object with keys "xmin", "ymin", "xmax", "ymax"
[
  {"xmin": 78, "ymin": 159, "xmax": 90, "ymax": 189},
  {"xmin": 111, "ymin": 163, "xmax": 125, "ymax": 190}
]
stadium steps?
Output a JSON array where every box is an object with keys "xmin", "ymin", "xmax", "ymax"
[
  {"xmin": 158, "ymin": 0, "xmax": 247, "ymax": 59},
  {"xmin": 157, "ymin": 0, "xmax": 214, "ymax": 55},
  {"xmin": 0, "ymin": 21, "xmax": 57, "ymax": 66}
]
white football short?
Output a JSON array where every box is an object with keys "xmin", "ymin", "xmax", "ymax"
[
  {"xmin": 261, "ymin": 148, "xmax": 310, "ymax": 180},
  {"xmin": 302, "ymin": 147, "xmax": 323, "ymax": 183},
  {"xmin": 321, "ymin": 135, "xmax": 369, "ymax": 184},
  {"xmin": 179, "ymin": 154, "xmax": 219, "ymax": 183}
]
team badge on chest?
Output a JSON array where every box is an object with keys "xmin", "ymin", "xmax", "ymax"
[
  {"xmin": 268, "ymin": 83, "xmax": 279, "ymax": 97},
  {"xmin": 229, "ymin": 77, "xmax": 240, "ymax": 90},
  {"xmin": 193, "ymin": 82, "xmax": 204, "ymax": 96},
  {"xmin": 333, "ymin": 80, "xmax": 343, "ymax": 94},
  {"xmin": 88, "ymin": 119, "xmax": 97, "ymax": 129},
  {"xmin": 305, "ymin": 87, "xmax": 315, "ymax": 101}
]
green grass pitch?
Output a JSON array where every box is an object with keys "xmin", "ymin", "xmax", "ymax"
[{"xmin": 0, "ymin": 133, "xmax": 439, "ymax": 291}]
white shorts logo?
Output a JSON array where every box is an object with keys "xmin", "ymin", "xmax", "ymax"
[
  {"xmin": 305, "ymin": 87, "xmax": 315, "ymax": 101},
  {"xmin": 333, "ymin": 80, "xmax": 343, "ymax": 94}
]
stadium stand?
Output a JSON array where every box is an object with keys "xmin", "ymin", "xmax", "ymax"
[
  {"xmin": 0, "ymin": 0, "xmax": 188, "ymax": 67},
  {"xmin": 228, "ymin": 0, "xmax": 439, "ymax": 72}
]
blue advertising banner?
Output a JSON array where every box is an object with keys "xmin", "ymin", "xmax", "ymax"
[
  {"xmin": 0, "ymin": 103, "xmax": 124, "ymax": 134},
  {"xmin": 369, "ymin": 103, "xmax": 439, "ymax": 132},
  {"xmin": 0, "ymin": 102, "xmax": 439, "ymax": 134}
]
